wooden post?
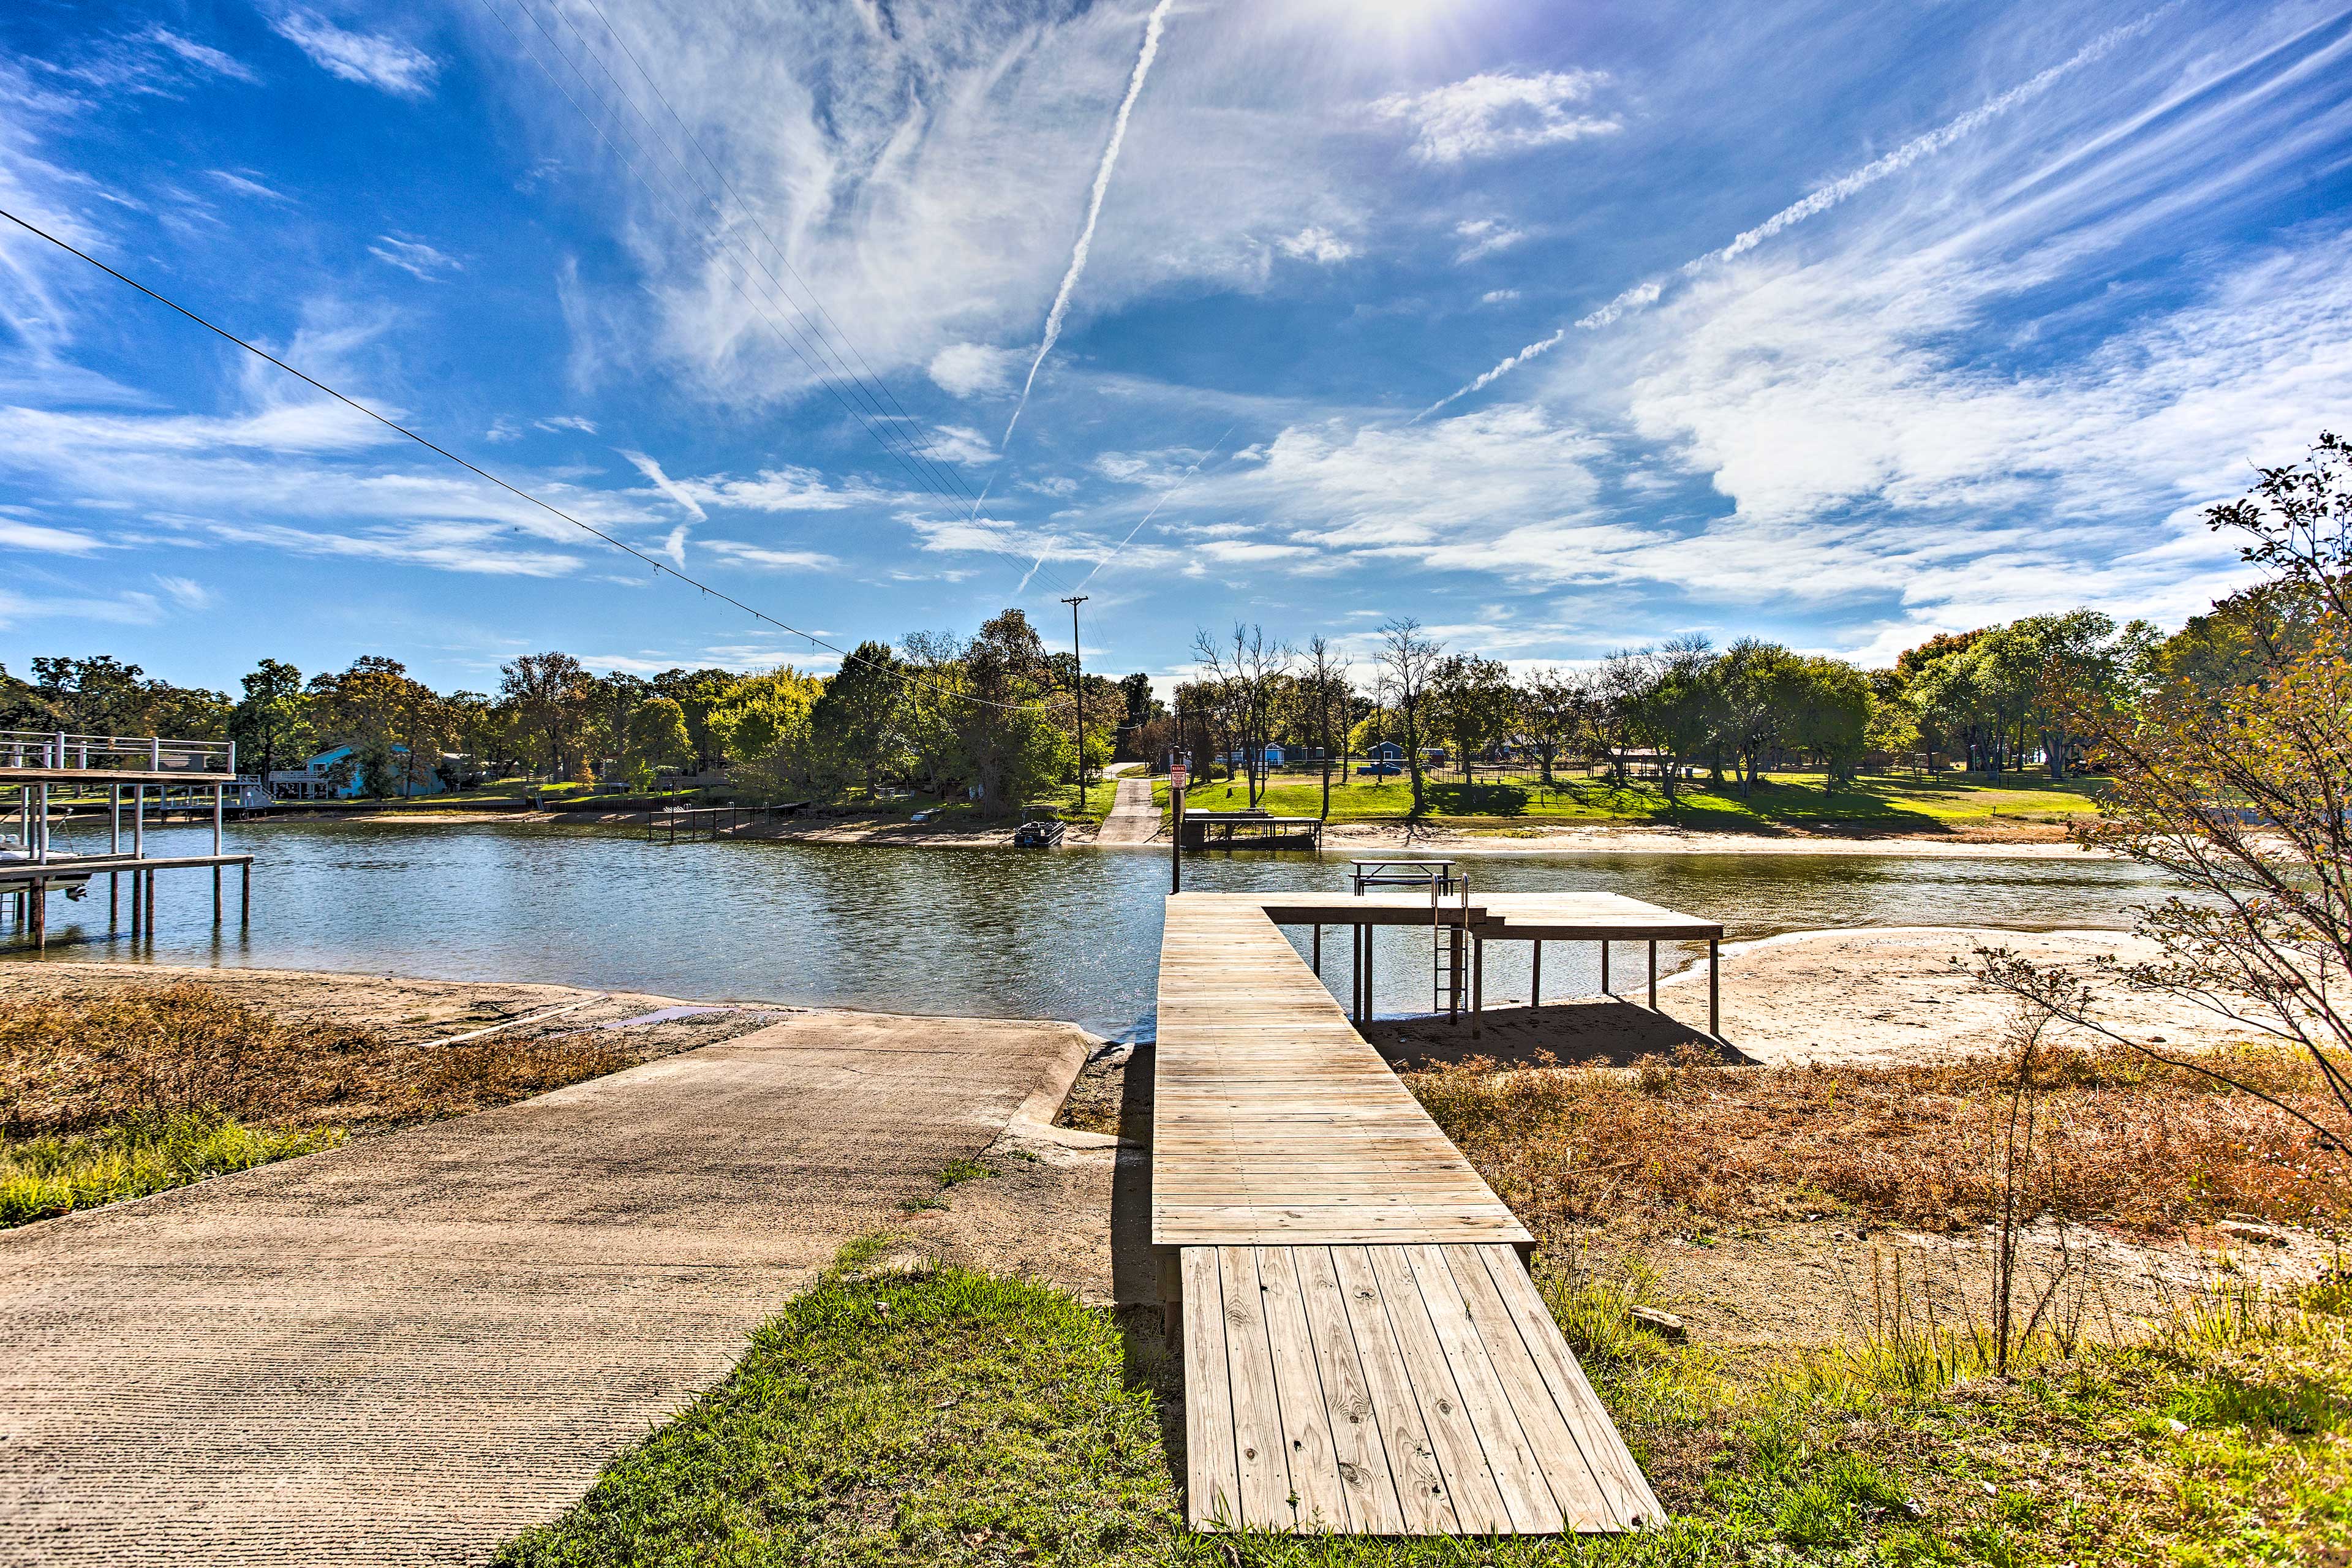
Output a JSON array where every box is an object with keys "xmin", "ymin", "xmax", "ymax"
[
  {"xmin": 1708, "ymin": 937, "xmax": 1720, "ymax": 1039},
  {"xmin": 1600, "ymin": 939, "xmax": 1610, "ymax": 996},
  {"xmin": 110, "ymin": 783, "xmax": 121, "ymax": 855},
  {"xmin": 110, "ymin": 871, "xmax": 118, "ymax": 927},
  {"xmin": 1311, "ymin": 923, "xmax": 1321, "ymax": 975},
  {"xmin": 1470, "ymin": 935, "xmax": 1483, "ymax": 1039},
  {"xmin": 132, "ymin": 783, "xmax": 145, "ymax": 859},
  {"xmin": 240, "ymin": 861, "xmax": 251, "ymax": 925},
  {"xmin": 212, "ymin": 782, "xmax": 223, "ymax": 855},
  {"xmin": 1449, "ymin": 924, "xmax": 1464, "ymax": 1019},
  {"xmin": 1532, "ymin": 939, "xmax": 1542, "ymax": 1006},
  {"xmin": 1351, "ymin": 924, "xmax": 1362, "ymax": 1023},
  {"xmin": 213, "ymin": 865, "xmax": 222, "ymax": 923},
  {"xmin": 1648, "ymin": 940, "xmax": 1658, "ymax": 1009},
  {"xmin": 1365, "ymin": 923, "xmax": 1374, "ymax": 1021}
]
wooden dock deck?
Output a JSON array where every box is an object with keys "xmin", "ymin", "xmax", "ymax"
[{"xmin": 1156, "ymin": 891, "xmax": 1667, "ymax": 1535}]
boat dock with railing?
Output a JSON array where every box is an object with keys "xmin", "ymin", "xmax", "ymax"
[{"xmin": 2, "ymin": 730, "xmax": 252, "ymax": 951}]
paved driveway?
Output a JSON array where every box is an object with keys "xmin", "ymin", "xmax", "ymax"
[{"xmin": 0, "ymin": 1011, "xmax": 1090, "ymax": 1566}]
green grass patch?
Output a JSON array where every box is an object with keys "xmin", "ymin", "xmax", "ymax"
[
  {"xmin": 497, "ymin": 1243, "xmax": 2352, "ymax": 1566},
  {"xmin": 1170, "ymin": 767, "xmax": 2105, "ymax": 832},
  {"xmin": 0, "ymin": 1112, "xmax": 341, "ymax": 1227}
]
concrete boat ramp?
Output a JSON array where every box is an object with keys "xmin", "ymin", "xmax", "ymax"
[{"xmin": 0, "ymin": 1012, "xmax": 1093, "ymax": 1566}]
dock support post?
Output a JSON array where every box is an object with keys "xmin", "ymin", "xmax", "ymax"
[
  {"xmin": 1599, "ymin": 939, "xmax": 1610, "ymax": 997},
  {"xmin": 110, "ymin": 872, "xmax": 118, "ymax": 927},
  {"xmin": 1532, "ymin": 939, "xmax": 1542, "ymax": 1006},
  {"xmin": 240, "ymin": 861, "xmax": 250, "ymax": 926},
  {"xmin": 110, "ymin": 783, "xmax": 121, "ymax": 855},
  {"xmin": 1648, "ymin": 940, "xmax": 1657, "ymax": 1009},
  {"xmin": 132, "ymin": 784, "xmax": 145, "ymax": 859},
  {"xmin": 1470, "ymin": 935, "xmax": 1483, "ymax": 1038},
  {"xmin": 1311, "ymin": 923, "xmax": 1321, "ymax": 975},
  {"xmin": 1708, "ymin": 937, "xmax": 1720, "ymax": 1039},
  {"xmin": 30, "ymin": 880, "xmax": 43, "ymax": 951},
  {"xmin": 213, "ymin": 866, "xmax": 222, "ymax": 923},
  {"xmin": 130, "ymin": 869, "xmax": 142, "ymax": 938}
]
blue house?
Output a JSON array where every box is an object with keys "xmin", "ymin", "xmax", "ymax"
[{"xmin": 268, "ymin": 744, "xmax": 447, "ymax": 800}]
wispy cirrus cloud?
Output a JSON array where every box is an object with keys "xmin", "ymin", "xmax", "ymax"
[
  {"xmin": 268, "ymin": 10, "xmax": 439, "ymax": 97},
  {"xmin": 368, "ymin": 235, "xmax": 461, "ymax": 282},
  {"xmin": 1374, "ymin": 70, "xmax": 1619, "ymax": 164}
]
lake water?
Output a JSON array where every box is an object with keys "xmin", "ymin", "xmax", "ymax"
[{"xmin": 3, "ymin": 820, "xmax": 2171, "ymax": 1038}]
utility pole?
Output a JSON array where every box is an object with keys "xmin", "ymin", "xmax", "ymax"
[{"xmin": 1061, "ymin": 595, "xmax": 1089, "ymax": 802}]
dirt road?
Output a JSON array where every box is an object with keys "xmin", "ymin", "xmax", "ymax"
[{"xmin": 0, "ymin": 1010, "xmax": 1092, "ymax": 1566}]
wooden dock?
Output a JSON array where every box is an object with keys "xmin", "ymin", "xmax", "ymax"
[{"xmin": 1155, "ymin": 891, "xmax": 1668, "ymax": 1535}]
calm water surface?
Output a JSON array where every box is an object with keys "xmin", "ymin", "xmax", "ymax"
[{"xmin": 4, "ymin": 820, "xmax": 2170, "ymax": 1038}]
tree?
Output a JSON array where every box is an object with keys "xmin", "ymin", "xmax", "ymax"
[
  {"xmin": 587, "ymin": 672, "xmax": 650, "ymax": 780},
  {"xmin": 1973, "ymin": 433, "xmax": 2352, "ymax": 1158},
  {"xmin": 649, "ymin": 668, "xmax": 743, "ymax": 773},
  {"xmin": 624, "ymin": 696, "xmax": 692, "ymax": 772},
  {"xmin": 30, "ymin": 655, "xmax": 153, "ymax": 734},
  {"xmin": 1115, "ymin": 672, "xmax": 1163, "ymax": 761},
  {"xmin": 500, "ymin": 652, "xmax": 595, "ymax": 781},
  {"xmin": 1591, "ymin": 651, "xmax": 1655, "ymax": 788},
  {"xmin": 899, "ymin": 630, "xmax": 972, "ymax": 801},
  {"xmin": 1633, "ymin": 637, "xmax": 1719, "ymax": 799},
  {"xmin": 1192, "ymin": 623, "xmax": 1292, "ymax": 807},
  {"xmin": 1430, "ymin": 654, "xmax": 1517, "ymax": 783},
  {"xmin": 955, "ymin": 610, "xmax": 1064, "ymax": 811},
  {"xmin": 809, "ymin": 642, "xmax": 908, "ymax": 799},
  {"xmin": 1517, "ymin": 667, "xmax": 1583, "ymax": 786},
  {"xmin": 1714, "ymin": 639, "xmax": 1798, "ymax": 794},
  {"xmin": 228, "ymin": 659, "xmax": 310, "ymax": 778},
  {"xmin": 1295, "ymin": 636, "xmax": 1353, "ymax": 820},
  {"xmin": 1374, "ymin": 617, "xmax": 1442, "ymax": 816},
  {"xmin": 1781, "ymin": 655, "xmax": 1874, "ymax": 790}
]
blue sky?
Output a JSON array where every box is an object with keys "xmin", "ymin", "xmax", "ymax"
[{"xmin": 2, "ymin": 0, "xmax": 2349, "ymax": 695}]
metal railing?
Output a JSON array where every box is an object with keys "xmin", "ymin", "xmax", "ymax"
[{"xmin": 0, "ymin": 731, "xmax": 236, "ymax": 775}]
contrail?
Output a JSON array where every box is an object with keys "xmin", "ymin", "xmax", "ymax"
[
  {"xmin": 1419, "ymin": 7, "xmax": 2168, "ymax": 419},
  {"xmin": 1000, "ymin": 0, "xmax": 1174, "ymax": 453},
  {"xmin": 1075, "ymin": 421, "xmax": 1239, "ymax": 589}
]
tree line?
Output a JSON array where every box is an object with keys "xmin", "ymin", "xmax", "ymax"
[
  {"xmin": 1158, "ymin": 608, "xmax": 2163, "ymax": 816},
  {"xmin": 1, "ymin": 600, "xmax": 2177, "ymax": 816}
]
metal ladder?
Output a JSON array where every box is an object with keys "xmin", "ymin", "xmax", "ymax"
[{"xmin": 1430, "ymin": 871, "xmax": 1470, "ymax": 1019}]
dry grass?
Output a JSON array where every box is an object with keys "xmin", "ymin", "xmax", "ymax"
[
  {"xmin": 1409, "ymin": 1042, "xmax": 2352, "ymax": 1240},
  {"xmin": 0, "ymin": 984, "xmax": 637, "ymax": 1137}
]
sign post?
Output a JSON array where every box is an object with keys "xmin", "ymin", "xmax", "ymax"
[{"xmin": 1169, "ymin": 755, "xmax": 1187, "ymax": 894}]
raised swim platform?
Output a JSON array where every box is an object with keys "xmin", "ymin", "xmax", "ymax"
[{"xmin": 1155, "ymin": 890, "xmax": 1686, "ymax": 1535}]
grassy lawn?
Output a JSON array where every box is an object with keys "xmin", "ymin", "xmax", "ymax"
[
  {"xmin": 497, "ymin": 1237, "xmax": 2352, "ymax": 1566},
  {"xmin": 1165, "ymin": 768, "xmax": 2105, "ymax": 833}
]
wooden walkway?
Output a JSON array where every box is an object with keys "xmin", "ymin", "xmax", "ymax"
[{"xmin": 1156, "ymin": 892, "xmax": 1666, "ymax": 1534}]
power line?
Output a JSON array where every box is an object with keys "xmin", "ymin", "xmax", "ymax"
[
  {"xmin": 484, "ymin": 0, "xmax": 1081, "ymax": 596},
  {"xmin": 0, "ymin": 205, "xmax": 1051, "ymax": 715}
]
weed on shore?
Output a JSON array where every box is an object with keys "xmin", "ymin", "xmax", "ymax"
[
  {"xmin": 0, "ymin": 1111, "xmax": 341, "ymax": 1226},
  {"xmin": 1411, "ymin": 1042, "xmax": 2352, "ymax": 1237},
  {"xmin": 0, "ymin": 985, "xmax": 638, "ymax": 1225}
]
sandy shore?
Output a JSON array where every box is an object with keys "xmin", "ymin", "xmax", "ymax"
[{"xmin": 1361, "ymin": 926, "xmax": 2247, "ymax": 1069}]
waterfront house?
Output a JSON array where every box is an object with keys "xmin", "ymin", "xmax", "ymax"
[{"xmin": 268, "ymin": 744, "xmax": 447, "ymax": 800}]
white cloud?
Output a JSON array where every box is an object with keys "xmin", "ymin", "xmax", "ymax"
[
  {"xmin": 1453, "ymin": 219, "xmax": 1526, "ymax": 264},
  {"xmin": 369, "ymin": 235, "xmax": 460, "ymax": 282},
  {"xmin": 153, "ymin": 574, "xmax": 213, "ymax": 609},
  {"xmin": 486, "ymin": 416, "xmax": 522, "ymax": 443},
  {"xmin": 1276, "ymin": 226, "xmax": 1357, "ymax": 265},
  {"xmin": 925, "ymin": 424, "xmax": 998, "ymax": 467},
  {"xmin": 0, "ymin": 514, "xmax": 104, "ymax": 555},
  {"xmin": 535, "ymin": 414, "xmax": 597, "ymax": 434},
  {"xmin": 669, "ymin": 466, "xmax": 882, "ymax": 513},
  {"xmin": 1375, "ymin": 70, "xmax": 1620, "ymax": 164},
  {"xmin": 700, "ymin": 540, "xmax": 842, "ymax": 572},
  {"xmin": 1480, "ymin": 289, "xmax": 1521, "ymax": 305},
  {"xmin": 141, "ymin": 26, "xmax": 262, "ymax": 85},
  {"xmin": 927, "ymin": 342, "xmax": 1025, "ymax": 399},
  {"xmin": 0, "ymin": 587, "xmax": 162, "ymax": 630},
  {"xmin": 206, "ymin": 168, "xmax": 288, "ymax": 202},
  {"xmin": 269, "ymin": 11, "xmax": 438, "ymax": 98}
]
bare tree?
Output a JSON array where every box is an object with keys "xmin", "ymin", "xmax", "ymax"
[
  {"xmin": 1193, "ymin": 623, "xmax": 1293, "ymax": 807},
  {"xmin": 1376, "ymin": 617, "xmax": 1443, "ymax": 816},
  {"xmin": 1297, "ymin": 636, "xmax": 1354, "ymax": 821}
]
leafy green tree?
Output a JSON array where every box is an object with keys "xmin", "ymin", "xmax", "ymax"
[
  {"xmin": 624, "ymin": 697, "xmax": 693, "ymax": 772},
  {"xmin": 500, "ymin": 652, "xmax": 597, "ymax": 781},
  {"xmin": 956, "ymin": 610, "xmax": 1061, "ymax": 811},
  {"xmin": 1516, "ymin": 667, "xmax": 1585, "ymax": 786},
  {"xmin": 1374, "ymin": 617, "xmax": 1442, "ymax": 815},
  {"xmin": 1431, "ymin": 653, "xmax": 1518, "ymax": 783},
  {"xmin": 1633, "ymin": 638, "xmax": 1719, "ymax": 799},
  {"xmin": 1781, "ymin": 655, "xmax": 1874, "ymax": 790},
  {"xmin": 228, "ymin": 658, "xmax": 310, "ymax": 777},
  {"xmin": 1714, "ymin": 638, "xmax": 1798, "ymax": 794},
  {"xmin": 649, "ymin": 668, "xmax": 743, "ymax": 773},
  {"xmin": 809, "ymin": 642, "xmax": 908, "ymax": 799}
]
